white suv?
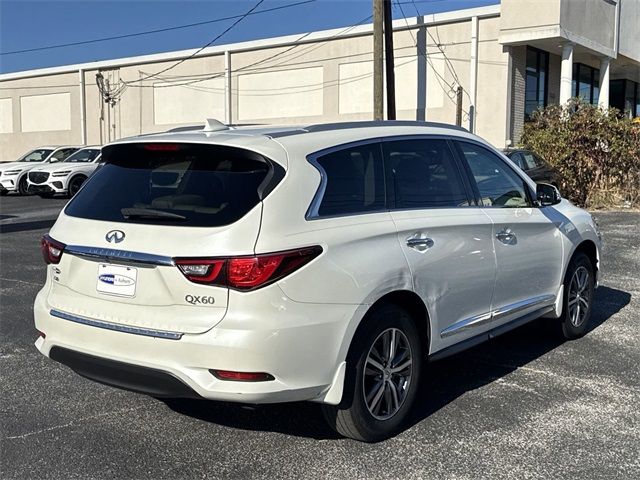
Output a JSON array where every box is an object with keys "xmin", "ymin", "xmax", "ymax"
[
  {"xmin": 0, "ymin": 146, "xmax": 79, "ymax": 195},
  {"xmin": 27, "ymin": 146, "xmax": 102, "ymax": 198},
  {"xmin": 34, "ymin": 121, "xmax": 601, "ymax": 441}
]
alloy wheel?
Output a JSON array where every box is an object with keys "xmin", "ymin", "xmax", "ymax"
[
  {"xmin": 568, "ymin": 266, "xmax": 591, "ymax": 327},
  {"xmin": 363, "ymin": 327, "xmax": 413, "ymax": 421}
]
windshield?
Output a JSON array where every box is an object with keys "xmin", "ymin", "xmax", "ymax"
[
  {"xmin": 65, "ymin": 143, "xmax": 279, "ymax": 227},
  {"xmin": 64, "ymin": 149, "xmax": 101, "ymax": 163},
  {"xmin": 18, "ymin": 149, "xmax": 53, "ymax": 162}
]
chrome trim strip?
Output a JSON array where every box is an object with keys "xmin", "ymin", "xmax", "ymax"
[
  {"xmin": 440, "ymin": 311, "xmax": 493, "ymax": 338},
  {"xmin": 50, "ymin": 309, "xmax": 183, "ymax": 340},
  {"xmin": 491, "ymin": 294, "xmax": 556, "ymax": 321},
  {"xmin": 440, "ymin": 294, "xmax": 556, "ymax": 338},
  {"xmin": 65, "ymin": 245, "xmax": 174, "ymax": 267}
]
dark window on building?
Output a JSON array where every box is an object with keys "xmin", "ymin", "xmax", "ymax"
[
  {"xmin": 314, "ymin": 142, "xmax": 386, "ymax": 217},
  {"xmin": 572, "ymin": 63, "xmax": 600, "ymax": 105},
  {"xmin": 383, "ymin": 139, "xmax": 470, "ymax": 209},
  {"xmin": 611, "ymin": 79, "xmax": 640, "ymax": 118},
  {"xmin": 525, "ymin": 47, "xmax": 549, "ymax": 121}
]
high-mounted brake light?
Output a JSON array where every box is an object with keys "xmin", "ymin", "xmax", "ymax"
[
  {"xmin": 143, "ymin": 143, "xmax": 180, "ymax": 151},
  {"xmin": 174, "ymin": 246, "xmax": 322, "ymax": 291},
  {"xmin": 41, "ymin": 234, "xmax": 66, "ymax": 265}
]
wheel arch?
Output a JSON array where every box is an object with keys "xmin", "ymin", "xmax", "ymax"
[
  {"xmin": 567, "ymin": 239, "xmax": 599, "ymax": 281},
  {"xmin": 346, "ymin": 290, "xmax": 432, "ymax": 362},
  {"xmin": 67, "ymin": 173, "xmax": 88, "ymax": 193}
]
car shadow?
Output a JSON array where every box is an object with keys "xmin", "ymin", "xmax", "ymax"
[
  {"xmin": 0, "ymin": 219, "xmax": 55, "ymax": 234},
  {"xmin": 162, "ymin": 285, "xmax": 630, "ymax": 441}
]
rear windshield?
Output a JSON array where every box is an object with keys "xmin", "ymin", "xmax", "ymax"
[{"xmin": 65, "ymin": 143, "xmax": 275, "ymax": 227}]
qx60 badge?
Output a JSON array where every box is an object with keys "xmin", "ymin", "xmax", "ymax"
[{"xmin": 105, "ymin": 230, "xmax": 125, "ymax": 243}]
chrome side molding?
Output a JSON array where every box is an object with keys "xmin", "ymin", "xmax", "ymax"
[
  {"xmin": 50, "ymin": 309, "xmax": 183, "ymax": 340},
  {"xmin": 65, "ymin": 245, "xmax": 174, "ymax": 267},
  {"xmin": 441, "ymin": 294, "xmax": 556, "ymax": 338}
]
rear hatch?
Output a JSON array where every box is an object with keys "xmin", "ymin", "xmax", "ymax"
[{"xmin": 45, "ymin": 141, "xmax": 284, "ymax": 335}]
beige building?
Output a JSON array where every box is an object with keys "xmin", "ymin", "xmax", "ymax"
[{"xmin": 0, "ymin": 0, "xmax": 638, "ymax": 161}]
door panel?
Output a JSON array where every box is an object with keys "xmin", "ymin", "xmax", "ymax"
[
  {"xmin": 482, "ymin": 207, "xmax": 564, "ymax": 312},
  {"xmin": 456, "ymin": 141, "xmax": 564, "ymax": 319},
  {"xmin": 382, "ymin": 138, "xmax": 496, "ymax": 350},
  {"xmin": 391, "ymin": 209, "xmax": 496, "ymax": 348}
]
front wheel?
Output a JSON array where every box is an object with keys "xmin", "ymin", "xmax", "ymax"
[
  {"xmin": 18, "ymin": 176, "xmax": 31, "ymax": 196},
  {"xmin": 322, "ymin": 303, "xmax": 422, "ymax": 442},
  {"xmin": 560, "ymin": 252, "xmax": 595, "ymax": 339},
  {"xmin": 68, "ymin": 176, "xmax": 86, "ymax": 197}
]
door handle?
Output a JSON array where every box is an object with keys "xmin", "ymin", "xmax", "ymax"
[
  {"xmin": 405, "ymin": 233, "xmax": 434, "ymax": 252},
  {"xmin": 496, "ymin": 228, "xmax": 516, "ymax": 244}
]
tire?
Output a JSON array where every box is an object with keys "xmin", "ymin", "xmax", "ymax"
[
  {"xmin": 560, "ymin": 252, "xmax": 595, "ymax": 339},
  {"xmin": 68, "ymin": 175, "xmax": 86, "ymax": 197},
  {"xmin": 322, "ymin": 303, "xmax": 423, "ymax": 442},
  {"xmin": 18, "ymin": 176, "xmax": 31, "ymax": 196},
  {"xmin": 0, "ymin": 189, "xmax": 7, "ymax": 196}
]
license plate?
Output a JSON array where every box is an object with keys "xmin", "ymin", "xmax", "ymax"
[{"xmin": 97, "ymin": 264, "xmax": 137, "ymax": 297}]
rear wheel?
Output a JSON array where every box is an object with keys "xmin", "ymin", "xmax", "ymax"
[
  {"xmin": 68, "ymin": 175, "xmax": 86, "ymax": 197},
  {"xmin": 18, "ymin": 176, "xmax": 31, "ymax": 196},
  {"xmin": 322, "ymin": 303, "xmax": 422, "ymax": 442},
  {"xmin": 560, "ymin": 252, "xmax": 594, "ymax": 339}
]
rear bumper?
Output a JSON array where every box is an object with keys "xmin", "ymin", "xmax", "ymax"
[
  {"xmin": 49, "ymin": 346, "xmax": 201, "ymax": 398},
  {"xmin": 34, "ymin": 286, "xmax": 357, "ymax": 404}
]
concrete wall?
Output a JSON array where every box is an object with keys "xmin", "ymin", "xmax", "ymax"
[
  {"xmin": 560, "ymin": 0, "xmax": 616, "ymax": 54},
  {"xmin": 0, "ymin": 72, "xmax": 82, "ymax": 160},
  {"xmin": 618, "ymin": 0, "xmax": 640, "ymax": 63},
  {"xmin": 0, "ymin": 7, "xmax": 511, "ymax": 160}
]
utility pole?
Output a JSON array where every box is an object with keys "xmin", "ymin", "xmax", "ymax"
[
  {"xmin": 383, "ymin": 0, "xmax": 396, "ymax": 120},
  {"xmin": 455, "ymin": 86, "xmax": 463, "ymax": 127},
  {"xmin": 373, "ymin": 0, "xmax": 384, "ymax": 120}
]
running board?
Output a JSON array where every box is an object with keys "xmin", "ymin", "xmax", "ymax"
[{"xmin": 429, "ymin": 305, "xmax": 555, "ymax": 362}]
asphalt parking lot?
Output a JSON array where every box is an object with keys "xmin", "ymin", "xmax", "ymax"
[{"xmin": 1, "ymin": 194, "xmax": 639, "ymax": 479}]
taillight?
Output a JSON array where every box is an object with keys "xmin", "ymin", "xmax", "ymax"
[
  {"xmin": 174, "ymin": 246, "xmax": 322, "ymax": 291},
  {"xmin": 41, "ymin": 234, "xmax": 65, "ymax": 265},
  {"xmin": 176, "ymin": 259, "xmax": 225, "ymax": 284}
]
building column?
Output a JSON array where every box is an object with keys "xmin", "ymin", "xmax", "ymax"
[
  {"xmin": 559, "ymin": 43, "xmax": 574, "ymax": 105},
  {"xmin": 78, "ymin": 68, "xmax": 87, "ymax": 145},
  {"xmin": 468, "ymin": 16, "xmax": 479, "ymax": 133},
  {"xmin": 224, "ymin": 50, "xmax": 232, "ymax": 125},
  {"xmin": 599, "ymin": 56, "xmax": 611, "ymax": 109}
]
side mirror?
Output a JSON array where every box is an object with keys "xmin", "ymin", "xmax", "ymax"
[{"xmin": 536, "ymin": 183, "xmax": 561, "ymax": 207}]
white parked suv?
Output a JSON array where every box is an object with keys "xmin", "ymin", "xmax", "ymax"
[
  {"xmin": 0, "ymin": 146, "xmax": 79, "ymax": 195},
  {"xmin": 27, "ymin": 146, "xmax": 102, "ymax": 198},
  {"xmin": 34, "ymin": 121, "xmax": 601, "ymax": 441}
]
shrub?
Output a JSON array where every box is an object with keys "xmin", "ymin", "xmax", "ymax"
[{"xmin": 520, "ymin": 98, "xmax": 640, "ymax": 208}]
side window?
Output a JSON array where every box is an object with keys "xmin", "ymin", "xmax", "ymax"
[
  {"xmin": 49, "ymin": 150, "xmax": 67, "ymax": 162},
  {"xmin": 521, "ymin": 152, "xmax": 539, "ymax": 170},
  {"xmin": 457, "ymin": 142, "xmax": 532, "ymax": 208},
  {"xmin": 314, "ymin": 142, "xmax": 385, "ymax": 217},
  {"xmin": 383, "ymin": 139, "xmax": 469, "ymax": 208},
  {"xmin": 509, "ymin": 152, "xmax": 525, "ymax": 170}
]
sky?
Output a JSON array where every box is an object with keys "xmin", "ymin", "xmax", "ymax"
[{"xmin": 0, "ymin": 0, "xmax": 499, "ymax": 74}]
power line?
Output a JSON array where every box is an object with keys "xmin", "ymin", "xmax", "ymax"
[
  {"xmin": 394, "ymin": 0, "xmax": 469, "ymax": 118},
  {"xmin": 0, "ymin": 0, "xmax": 315, "ymax": 56},
  {"xmin": 121, "ymin": 13, "xmax": 373, "ymax": 90}
]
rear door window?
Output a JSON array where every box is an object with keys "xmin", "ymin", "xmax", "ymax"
[
  {"xmin": 312, "ymin": 142, "xmax": 385, "ymax": 217},
  {"xmin": 383, "ymin": 138, "xmax": 470, "ymax": 208},
  {"xmin": 65, "ymin": 143, "xmax": 278, "ymax": 227}
]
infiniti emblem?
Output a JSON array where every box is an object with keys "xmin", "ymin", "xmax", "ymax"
[{"xmin": 105, "ymin": 230, "xmax": 125, "ymax": 243}]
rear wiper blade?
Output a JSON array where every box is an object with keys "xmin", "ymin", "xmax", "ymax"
[{"xmin": 121, "ymin": 208, "xmax": 186, "ymax": 220}]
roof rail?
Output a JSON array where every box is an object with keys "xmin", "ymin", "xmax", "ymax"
[{"xmin": 304, "ymin": 120, "xmax": 468, "ymax": 133}]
